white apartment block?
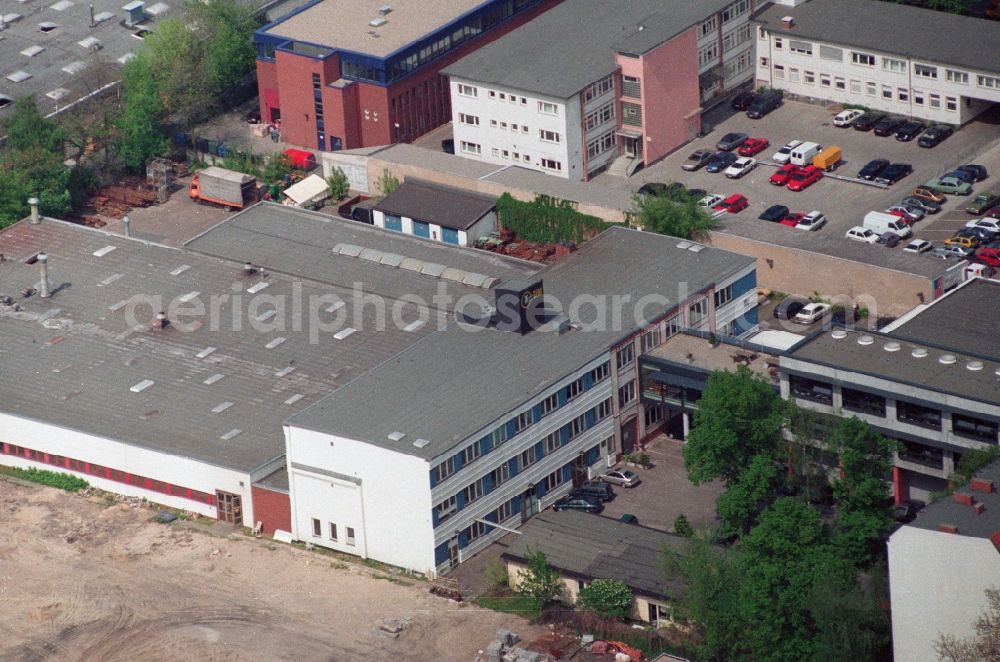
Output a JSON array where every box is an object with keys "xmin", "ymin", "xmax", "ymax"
[{"xmin": 754, "ymin": 0, "xmax": 1000, "ymax": 125}]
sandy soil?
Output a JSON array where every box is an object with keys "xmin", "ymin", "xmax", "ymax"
[{"xmin": 0, "ymin": 480, "xmax": 543, "ymax": 662}]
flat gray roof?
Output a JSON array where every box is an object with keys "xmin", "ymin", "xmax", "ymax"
[
  {"xmin": 785, "ymin": 327, "xmax": 1000, "ymax": 408},
  {"xmin": 287, "ymin": 226, "xmax": 755, "ymax": 459},
  {"xmin": 0, "ymin": 205, "xmax": 537, "ymax": 474},
  {"xmin": 908, "ymin": 459, "xmax": 1000, "ymax": 539},
  {"xmin": 891, "ymin": 279, "xmax": 1000, "ymax": 362},
  {"xmin": 264, "ymin": 0, "xmax": 484, "ymax": 58},
  {"xmin": 502, "ymin": 510, "xmax": 688, "ymax": 599},
  {"xmin": 442, "ymin": 0, "xmax": 729, "ymax": 98},
  {"xmin": 753, "ymin": 0, "xmax": 1000, "ymax": 75},
  {"xmin": 373, "ymin": 180, "xmax": 496, "ymax": 231}
]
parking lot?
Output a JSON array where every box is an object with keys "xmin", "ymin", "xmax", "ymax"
[{"xmin": 597, "ymin": 100, "xmax": 1000, "ymax": 252}]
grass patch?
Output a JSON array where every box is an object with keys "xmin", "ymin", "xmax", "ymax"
[
  {"xmin": 474, "ymin": 594, "xmax": 541, "ymax": 620},
  {"xmin": 2, "ymin": 467, "xmax": 88, "ymax": 492}
]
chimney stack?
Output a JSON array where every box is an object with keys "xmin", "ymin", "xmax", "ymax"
[
  {"xmin": 243, "ymin": 261, "xmax": 257, "ymax": 275},
  {"xmin": 781, "ymin": 15, "xmax": 795, "ymax": 29},
  {"xmin": 123, "ymin": 214, "xmax": 132, "ymax": 237},
  {"xmin": 153, "ymin": 311, "xmax": 170, "ymax": 330},
  {"xmin": 28, "ymin": 198, "xmax": 40, "ymax": 224},
  {"xmin": 37, "ymin": 253, "xmax": 51, "ymax": 298},
  {"xmin": 89, "ymin": 3, "xmax": 95, "ymax": 27}
]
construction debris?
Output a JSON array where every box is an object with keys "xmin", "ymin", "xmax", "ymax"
[
  {"xmin": 373, "ymin": 617, "xmax": 410, "ymax": 639},
  {"xmin": 473, "ymin": 229, "xmax": 574, "ymax": 264}
]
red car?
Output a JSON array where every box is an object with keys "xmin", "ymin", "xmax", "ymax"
[
  {"xmin": 713, "ymin": 194, "xmax": 749, "ymax": 214},
  {"xmin": 780, "ymin": 212, "xmax": 805, "ymax": 228},
  {"xmin": 787, "ymin": 165, "xmax": 823, "ymax": 192},
  {"xmin": 885, "ymin": 209, "xmax": 916, "ymax": 226},
  {"xmin": 738, "ymin": 137, "xmax": 770, "ymax": 157},
  {"xmin": 986, "ymin": 206, "xmax": 1000, "ymax": 219},
  {"xmin": 769, "ymin": 164, "xmax": 800, "ymax": 186},
  {"xmin": 976, "ymin": 247, "xmax": 1000, "ymax": 267}
]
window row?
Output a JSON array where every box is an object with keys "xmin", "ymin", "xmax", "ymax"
[
  {"xmin": 311, "ymin": 518, "xmax": 356, "ymax": 546},
  {"xmin": 492, "ymin": 148, "xmax": 531, "ymax": 164},
  {"xmin": 585, "ymin": 101, "xmax": 616, "ymax": 131},
  {"xmin": 583, "ymin": 74, "xmax": 614, "ymax": 103},
  {"xmin": 586, "ymin": 130, "xmax": 615, "ymax": 160},
  {"xmin": 489, "ymin": 119, "xmax": 529, "ymax": 133},
  {"xmin": 0, "ymin": 443, "xmax": 216, "ymax": 504}
]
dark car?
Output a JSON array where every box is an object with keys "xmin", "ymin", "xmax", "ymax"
[
  {"xmin": 619, "ymin": 513, "xmax": 640, "ymax": 525},
  {"xmin": 876, "ymin": 163, "xmax": 913, "ymax": 185},
  {"xmin": 570, "ymin": 481, "xmax": 615, "ymax": 503},
  {"xmin": 853, "ymin": 112, "xmax": 886, "ymax": 131},
  {"xmin": 831, "ymin": 304, "xmax": 861, "ymax": 325},
  {"xmin": 759, "ymin": 204, "xmax": 790, "ymax": 223},
  {"xmin": 958, "ymin": 164, "xmax": 989, "ymax": 182},
  {"xmin": 917, "ymin": 125, "xmax": 953, "ymax": 148},
  {"xmin": 858, "ymin": 159, "xmax": 890, "ymax": 181},
  {"xmin": 715, "ymin": 132, "xmax": 749, "ymax": 151},
  {"xmin": 964, "ymin": 226, "xmax": 998, "ymax": 242},
  {"xmin": 774, "ymin": 295, "xmax": 809, "ymax": 320},
  {"xmin": 895, "ymin": 121, "xmax": 926, "ymax": 141},
  {"xmin": 944, "ymin": 169, "xmax": 976, "ymax": 184},
  {"xmin": 877, "ymin": 231, "xmax": 901, "ymax": 248},
  {"xmin": 873, "ymin": 116, "xmax": 906, "ymax": 136},
  {"xmin": 901, "ymin": 196, "xmax": 942, "ymax": 214},
  {"xmin": 705, "ymin": 152, "xmax": 738, "ymax": 173},
  {"xmin": 552, "ymin": 495, "xmax": 603, "ymax": 514},
  {"xmin": 894, "ymin": 500, "xmax": 926, "ymax": 523},
  {"xmin": 731, "ymin": 90, "xmax": 757, "ymax": 110},
  {"xmin": 746, "ymin": 90, "xmax": 782, "ymax": 119},
  {"xmin": 638, "ymin": 181, "xmax": 686, "ymax": 197}
]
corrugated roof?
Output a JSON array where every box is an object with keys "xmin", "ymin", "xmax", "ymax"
[{"xmin": 373, "ymin": 180, "xmax": 496, "ymax": 231}]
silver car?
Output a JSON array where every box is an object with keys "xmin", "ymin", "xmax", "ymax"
[
  {"xmin": 682, "ymin": 149, "xmax": 714, "ymax": 171},
  {"xmin": 602, "ymin": 469, "xmax": 641, "ymax": 488}
]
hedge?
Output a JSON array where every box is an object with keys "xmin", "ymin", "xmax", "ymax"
[
  {"xmin": 5, "ymin": 467, "xmax": 89, "ymax": 492},
  {"xmin": 496, "ymin": 193, "xmax": 612, "ymax": 244}
]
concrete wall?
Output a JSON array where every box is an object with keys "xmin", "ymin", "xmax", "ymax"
[
  {"xmin": 371, "ymin": 208, "xmax": 495, "ymax": 246},
  {"xmin": 889, "ymin": 526, "xmax": 1000, "ymax": 662},
  {"xmin": 250, "ymin": 485, "xmax": 291, "ymax": 536}
]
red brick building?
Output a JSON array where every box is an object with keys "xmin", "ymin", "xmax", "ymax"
[{"xmin": 253, "ymin": 0, "xmax": 562, "ymax": 152}]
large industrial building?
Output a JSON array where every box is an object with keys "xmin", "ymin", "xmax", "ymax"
[
  {"xmin": 0, "ymin": 203, "xmax": 757, "ymax": 575},
  {"xmin": 252, "ymin": 0, "xmax": 562, "ymax": 151},
  {"xmin": 444, "ymin": 0, "xmax": 760, "ymax": 180}
]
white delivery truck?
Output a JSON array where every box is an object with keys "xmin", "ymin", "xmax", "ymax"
[
  {"xmin": 790, "ymin": 142, "xmax": 822, "ymax": 166},
  {"xmin": 863, "ymin": 211, "xmax": 912, "ymax": 238}
]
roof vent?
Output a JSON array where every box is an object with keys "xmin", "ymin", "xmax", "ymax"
[
  {"xmin": 967, "ymin": 360, "xmax": 984, "ymax": 372},
  {"xmin": 387, "ymin": 431, "xmax": 405, "ymax": 441},
  {"xmin": 378, "ymin": 4, "xmax": 392, "ymax": 14},
  {"xmin": 857, "ymin": 334, "xmax": 874, "ymax": 346},
  {"xmin": 883, "ymin": 341, "xmax": 901, "ymax": 352},
  {"xmin": 6, "ymin": 70, "xmax": 32, "ymax": 83},
  {"xmin": 939, "ymin": 354, "xmax": 957, "ymax": 365},
  {"xmin": 781, "ymin": 15, "xmax": 795, "ymax": 29},
  {"xmin": 412, "ymin": 438, "xmax": 430, "ymax": 449},
  {"xmin": 688, "ymin": 244, "xmax": 706, "ymax": 253},
  {"xmin": 369, "ymin": 16, "xmax": 387, "ymax": 27},
  {"xmin": 911, "ymin": 348, "xmax": 928, "ymax": 358},
  {"xmin": 830, "ymin": 329, "xmax": 847, "ymax": 340},
  {"xmin": 675, "ymin": 241, "xmax": 692, "ymax": 250}
]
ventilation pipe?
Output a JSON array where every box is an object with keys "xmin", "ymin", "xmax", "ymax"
[
  {"xmin": 89, "ymin": 3, "xmax": 95, "ymax": 27},
  {"xmin": 28, "ymin": 197, "xmax": 40, "ymax": 224},
  {"xmin": 38, "ymin": 253, "xmax": 51, "ymax": 298},
  {"xmin": 123, "ymin": 214, "xmax": 131, "ymax": 237}
]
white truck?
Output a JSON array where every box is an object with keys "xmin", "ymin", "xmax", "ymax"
[{"xmin": 863, "ymin": 211, "xmax": 912, "ymax": 239}]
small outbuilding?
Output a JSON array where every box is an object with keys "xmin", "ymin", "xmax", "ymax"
[
  {"xmin": 371, "ymin": 179, "xmax": 497, "ymax": 246},
  {"xmin": 282, "ymin": 174, "xmax": 330, "ymax": 209}
]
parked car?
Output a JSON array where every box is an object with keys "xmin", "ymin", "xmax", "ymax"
[
  {"xmin": 957, "ymin": 164, "xmax": 989, "ymax": 182},
  {"xmin": 794, "ymin": 302, "xmax": 832, "ymax": 324},
  {"xmin": 987, "ymin": 207, "xmax": 1000, "ymax": 219},
  {"xmin": 619, "ymin": 513, "xmax": 640, "ymax": 525},
  {"xmin": 967, "ymin": 192, "xmax": 1000, "ymax": 215},
  {"xmin": 772, "ymin": 140, "xmax": 803, "ymax": 164},
  {"xmin": 759, "ymin": 204, "xmax": 790, "ymax": 223},
  {"xmin": 738, "ymin": 137, "xmax": 770, "ymax": 157},
  {"xmin": 731, "ymin": 90, "xmax": 757, "ymax": 111},
  {"xmin": 967, "ymin": 218, "xmax": 1000, "ymax": 233},
  {"xmin": 638, "ymin": 182, "xmax": 685, "ymax": 197},
  {"xmin": 975, "ymin": 246, "xmax": 1000, "ymax": 267},
  {"xmin": 780, "ymin": 212, "xmax": 805, "ymax": 228},
  {"xmin": 894, "ymin": 121, "xmax": 926, "ymax": 141},
  {"xmin": 602, "ymin": 469, "xmax": 641, "ymax": 488},
  {"xmin": 846, "ymin": 226, "xmax": 879, "ymax": 244},
  {"xmin": 873, "ymin": 116, "xmax": 906, "ymax": 136},
  {"xmin": 903, "ymin": 239, "xmax": 934, "ymax": 253},
  {"xmin": 917, "ymin": 125, "xmax": 953, "ymax": 148},
  {"xmin": 570, "ymin": 481, "xmax": 615, "ymax": 502},
  {"xmin": 833, "ymin": 108, "xmax": 864, "ymax": 127},
  {"xmin": 746, "ymin": 90, "xmax": 782, "ymax": 119},
  {"xmin": 964, "ymin": 226, "xmax": 998, "ymax": 242},
  {"xmin": 926, "ymin": 176, "xmax": 973, "ymax": 195},
  {"xmin": 770, "ymin": 163, "xmax": 800, "ymax": 186},
  {"xmin": 705, "ymin": 152, "xmax": 738, "ymax": 173},
  {"xmin": 552, "ymin": 495, "xmax": 603, "ymax": 513},
  {"xmin": 713, "ymin": 193, "xmax": 749, "ymax": 213},
  {"xmin": 686, "ymin": 188, "xmax": 708, "ymax": 200},
  {"xmin": 725, "ymin": 157, "xmax": 757, "ymax": 179},
  {"xmin": 774, "ymin": 295, "xmax": 809, "ymax": 320},
  {"xmin": 787, "ymin": 165, "xmax": 823, "ymax": 191},
  {"xmin": 944, "ymin": 233, "xmax": 980, "ymax": 249},
  {"xmin": 875, "ymin": 163, "xmax": 913, "ymax": 185},
  {"xmin": 795, "ymin": 211, "xmax": 827, "ymax": 231},
  {"xmin": 944, "ymin": 169, "xmax": 976, "ymax": 184},
  {"xmin": 853, "ymin": 111, "xmax": 886, "ymax": 131},
  {"xmin": 912, "ymin": 186, "xmax": 947, "ymax": 204},
  {"xmin": 901, "ymin": 196, "xmax": 942, "ymax": 214},
  {"xmin": 932, "ymin": 245, "xmax": 973, "ymax": 259},
  {"xmin": 681, "ymin": 149, "xmax": 715, "ymax": 171},
  {"xmin": 876, "ymin": 232, "xmax": 901, "ymax": 248},
  {"xmin": 894, "ymin": 500, "xmax": 925, "ymax": 523},
  {"xmin": 858, "ymin": 159, "xmax": 890, "ymax": 181},
  {"xmin": 697, "ymin": 194, "xmax": 724, "ymax": 208},
  {"xmin": 886, "ymin": 205, "xmax": 924, "ymax": 223},
  {"xmin": 716, "ymin": 132, "xmax": 749, "ymax": 151}
]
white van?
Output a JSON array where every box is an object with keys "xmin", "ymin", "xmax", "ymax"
[
  {"xmin": 863, "ymin": 211, "xmax": 912, "ymax": 238},
  {"xmin": 790, "ymin": 142, "xmax": 822, "ymax": 166}
]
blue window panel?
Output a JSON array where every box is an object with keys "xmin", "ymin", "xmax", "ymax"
[
  {"xmin": 532, "ymin": 404, "xmax": 543, "ymax": 422},
  {"xmin": 730, "ymin": 269, "xmax": 757, "ymax": 299},
  {"xmin": 583, "ymin": 373, "xmax": 593, "ymax": 389},
  {"xmin": 412, "ymin": 220, "xmax": 430, "ymax": 238},
  {"xmin": 586, "ymin": 447, "xmax": 598, "ymax": 466},
  {"xmin": 317, "ymin": 132, "xmax": 325, "ymax": 151},
  {"xmin": 562, "ymin": 464, "xmax": 573, "ymax": 481},
  {"xmin": 442, "ymin": 227, "xmax": 460, "ymax": 244},
  {"xmin": 480, "ymin": 436, "xmax": 492, "ymax": 456},
  {"xmin": 434, "ymin": 542, "xmax": 450, "ymax": 565},
  {"xmin": 558, "ymin": 389, "xmax": 568, "ymax": 407},
  {"xmin": 506, "ymin": 421, "xmax": 517, "ymax": 439},
  {"xmin": 483, "ymin": 473, "xmax": 494, "ymax": 493},
  {"xmin": 384, "ymin": 214, "xmax": 402, "ymax": 232},
  {"xmin": 560, "ymin": 427, "xmax": 570, "ymax": 444},
  {"xmin": 508, "ymin": 457, "xmax": 520, "ymax": 478},
  {"xmin": 431, "ymin": 508, "xmax": 439, "ymax": 528},
  {"xmin": 429, "ymin": 469, "xmax": 438, "ymax": 489},
  {"xmin": 458, "ymin": 530, "xmax": 470, "ymax": 549},
  {"xmin": 455, "ymin": 491, "xmax": 466, "ymax": 510},
  {"xmin": 330, "ymin": 136, "xmax": 342, "ymax": 151},
  {"xmin": 585, "ymin": 410, "xmax": 596, "ymax": 428},
  {"xmin": 510, "ymin": 495, "xmax": 521, "ymax": 514}
]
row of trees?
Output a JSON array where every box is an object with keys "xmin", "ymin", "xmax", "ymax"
[{"xmin": 669, "ymin": 367, "xmax": 895, "ymax": 661}]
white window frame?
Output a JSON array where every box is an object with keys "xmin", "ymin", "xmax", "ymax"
[
  {"xmin": 458, "ymin": 113, "xmax": 479, "ymax": 126},
  {"xmin": 946, "ymin": 69, "xmax": 969, "ymax": 84},
  {"xmin": 883, "ymin": 58, "xmax": 906, "ymax": 74},
  {"xmin": 914, "ymin": 63, "xmax": 938, "ymax": 79},
  {"xmin": 457, "ymin": 83, "xmax": 477, "ymax": 97},
  {"xmin": 851, "ymin": 51, "xmax": 876, "ymax": 67},
  {"xmin": 537, "ymin": 101, "xmax": 558, "ymax": 115},
  {"xmin": 539, "ymin": 129, "xmax": 561, "ymax": 144},
  {"xmin": 460, "ymin": 141, "xmax": 481, "ymax": 155},
  {"xmin": 540, "ymin": 158, "xmax": 562, "ymax": 172}
]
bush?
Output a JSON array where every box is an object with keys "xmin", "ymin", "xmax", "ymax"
[
  {"xmin": 674, "ymin": 514, "xmax": 694, "ymax": 538},
  {"xmin": 578, "ymin": 579, "xmax": 634, "ymax": 619},
  {"xmin": 484, "ymin": 558, "xmax": 509, "ymax": 597},
  {"xmin": 496, "ymin": 192, "xmax": 611, "ymax": 244},
  {"xmin": 327, "ymin": 166, "xmax": 350, "ymax": 200},
  {"xmin": 374, "ymin": 168, "xmax": 400, "ymax": 196},
  {"xmin": 515, "ymin": 550, "xmax": 564, "ymax": 605},
  {"xmin": 8, "ymin": 467, "xmax": 88, "ymax": 492}
]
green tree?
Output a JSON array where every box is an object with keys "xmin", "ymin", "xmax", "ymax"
[
  {"xmin": 137, "ymin": 17, "xmax": 209, "ymax": 119},
  {"xmin": 262, "ymin": 152, "xmax": 293, "ymax": 185},
  {"xmin": 114, "ymin": 57, "xmax": 169, "ymax": 172},
  {"xmin": 673, "ymin": 514, "xmax": 694, "ymax": 538},
  {"xmin": 2, "ymin": 96, "xmax": 64, "ymax": 152},
  {"xmin": 715, "ymin": 453, "xmax": 781, "ymax": 537},
  {"xmin": 633, "ymin": 193, "xmax": 714, "ymax": 240},
  {"xmin": 937, "ymin": 587, "xmax": 1000, "ymax": 661},
  {"xmin": 327, "ymin": 166, "xmax": 351, "ymax": 200},
  {"xmin": 188, "ymin": 0, "xmax": 259, "ymax": 94},
  {"xmin": 577, "ymin": 578, "xmax": 634, "ymax": 619},
  {"xmin": 483, "ymin": 558, "xmax": 509, "ymax": 597},
  {"xmin": 515, "ymin": 550, "xmax": 563, "ymax": 606},
  {"xmin": 374, "ymin": 168, "xmax": 400, "ymax": 196},
  {"xmin": 683, "ymin": 367, "xmax": 787, "ymax": 485},
  {"xmin": 0, "ymin": 148, "xmax": 74, "ymax": 224}
]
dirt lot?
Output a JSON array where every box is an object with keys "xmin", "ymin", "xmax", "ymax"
[{"xmin": 0, "ymin": 479, "xmax": 543, "ymax": 662}]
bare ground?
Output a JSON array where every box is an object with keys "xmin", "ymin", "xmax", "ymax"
[{"xmin": 0, "ymin": 480, "xmax": 543, "ymax": 662}]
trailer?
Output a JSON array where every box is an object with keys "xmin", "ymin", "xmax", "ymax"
[{"xmin": 189, "ymin": 167, "xmax": 258, "ymax": 210}]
